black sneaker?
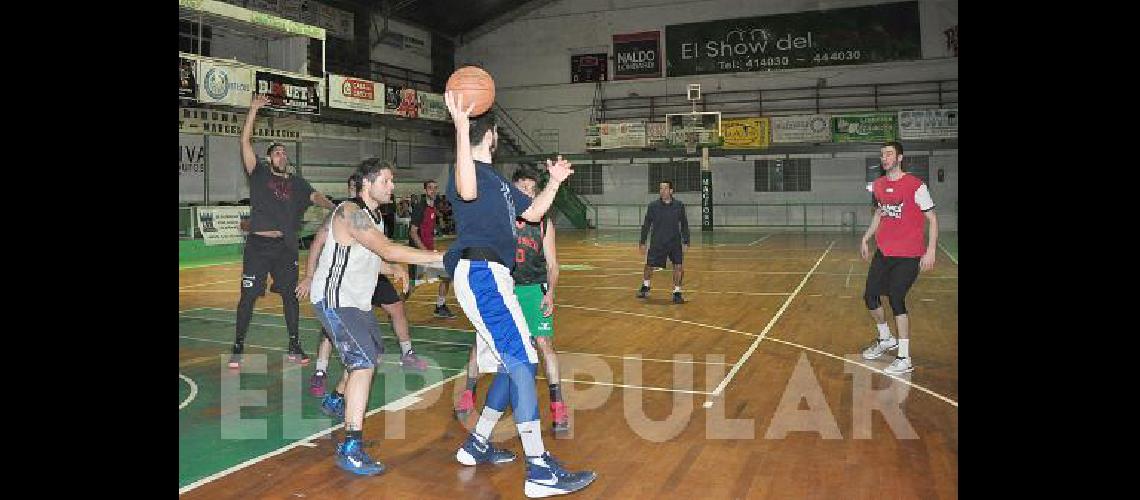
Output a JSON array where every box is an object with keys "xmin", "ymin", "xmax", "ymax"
[
  {"xmin": 637, "ymin": 285, "xmax": 650, "ymax": 298},
  {"xmin": 672, "ymin": 292, "xmax": 684, "ymax": 304},
  {"xmin": 434, "ymin": 304, "xmax": 457, "ymax": 319},
  {"xmin": 228, "ymin": 342, "xmax": 244, "ymax": 369},
  {"xmin": 287, "ymin": 341, "xmax": 311, "ymax": 365}
]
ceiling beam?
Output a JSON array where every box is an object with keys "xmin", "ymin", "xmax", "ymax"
[{"xmin": 459, "ymin": 0, "xmax": 563, "ymax": 45}]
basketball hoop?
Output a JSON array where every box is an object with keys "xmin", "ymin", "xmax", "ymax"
[{"xmin": 685, "ymin": 131, "xmax": 700, "ymax": 155}]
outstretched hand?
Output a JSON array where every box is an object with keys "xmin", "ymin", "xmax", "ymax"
[
  {"xmin": 444, "ymin": 91, "xmax": 476, "ymax": 131},
  {"xmin": 546, "ymin": 155, "xmax": 574, "ymax": 183}
]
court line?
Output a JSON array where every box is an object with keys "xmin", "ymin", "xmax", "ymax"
[
  {"xmin": 179, "ymin": 278, "xmax": 238, "ymax": 290},
  {"xmin": 536, "ymin": 375, "xmax": 713, "ymax": 395},
  {"xmin": 177, "ymin": 335, "xmax": 464, "ymax": 372},
  {"xmin": 554, "ymin": 304, "xmax": 759, "ymax": 338},
  {"xmin": 747, "ymin": 234, "xmax": 773, "ymax": 246},
  {"xmin": 845, "ymin": 262, "xmax": 855, "ymax": 288},
  {"xmin": 179, "ymin": 261, "xmax": 243, "ymax": 271},
  {"xmin": 758, "ymin": 336, "xmax": 958, "ymax": 407},
  {"xmin": 938, "ymin": 241, "xmax": 958, "ymax": 265},
  {"xmin": 178, "ymin": 316, "xmax": 474, "ymax": 349},
  {"xmin": 709, "ymin": 241, "xmax": 835, "ymax": 403},
  {"xmin": 181, "ymin": 305, "xmax": 960, "ymax": 407},
  {"xmin": 183, "ymin": 308, "xmax": 731, "ymax": 366},
  {"xmin": 555, "ymin": 285, "xmax": 791, "ymax": 296},
  {"xmin": 179, "ymin": 374, "xmax": 199, "ymax": 411},
  {"xmin": 177, "ymin": 371, "xmax": 465, "ymax": 495}
]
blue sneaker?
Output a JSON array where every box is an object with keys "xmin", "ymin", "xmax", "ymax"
[
  {"xmin": 335, "ymin": 438, "xmax": 384, "ymax": 476},
  {"xmin": 321, "ymin": 393, "xmax": 345, "ymax": 422},
  {"xmin": 524, "ymin": 452, "xmax": 596, "ymax": 498},
  {"xmin": 455, "ymin": 434, "xmax": 517, "ymax": 466}
]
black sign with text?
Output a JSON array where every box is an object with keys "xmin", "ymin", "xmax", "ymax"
[
  {"xmin": 255, "ymin": 71, "xmax": 321, "ymax": 115},
  {"xmin": 666, "ymin": 1, "xmax": 921, "ymax": 77}
]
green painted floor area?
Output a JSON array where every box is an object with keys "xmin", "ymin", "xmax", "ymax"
[{"xmin": 178, "ymin": 308, "xmax": 475, "ymax": 489}]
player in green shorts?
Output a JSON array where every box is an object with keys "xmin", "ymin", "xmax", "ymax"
[{"xmin": 454, "ymin": 167, "xmax": 569, "ymax": 435}]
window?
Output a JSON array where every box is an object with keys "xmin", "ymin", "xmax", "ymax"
[
  {"xmin": 567, "ymin": 164, "xmax": 603, "ymax": 195},
  {"xmin": 179, "ymin": 20, "xmax": 212, "ymax": 56},
  {"xmin": 648, "ymin": 161, "xmax": 700, "ymax": 193},
  {"xmin": 755, "ymin": 158, "xmax": 811, "ymax": 192}
]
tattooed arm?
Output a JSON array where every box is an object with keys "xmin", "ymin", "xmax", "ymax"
[{"xmin": 334, "ymin": 203, "xmax": 442, "ymax": 265}]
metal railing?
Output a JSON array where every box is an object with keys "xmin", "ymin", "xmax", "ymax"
[
  {"xmin": 588, "ymin": 202, "xmax": 877, "ymax": 233},
  {"xmin": 599, "ymin": 78, "xmax": 957, "ymax": 122}
]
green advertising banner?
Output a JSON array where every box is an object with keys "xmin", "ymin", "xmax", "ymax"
[
  {"xmin": 832, "ymin": 113, "xmax": 899, "ymax": 143},
  {"xmin": 665, "ymin": 1, "xmax": 920, "ymax": 77}
]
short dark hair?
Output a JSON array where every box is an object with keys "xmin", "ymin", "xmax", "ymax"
[
  {"xmin": 423, "ymin": 179, "xmax": 437, "ymax": 189},
  {"xmin": 659, "ymin": 180, "xmax": 673, "ymax": 190},
  {"xmin": 882, "ymin": 141, "xmax": 904, "ymax": 156},
  {"xmin": 469, "ymin": 113, "xmax": 497, "ymax": 146},
  {"xmin": 512, "ymin": 167, "xmax": 539, "ymax": 183},
  {"xmin": 347, "ymin": 172, "xmax": 362, "ymax": 195},
  {"xmin": 356, "ymin": 157, "xmax": 394, "ymax": 184}
]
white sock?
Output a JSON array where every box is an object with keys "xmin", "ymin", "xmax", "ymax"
[
  {"xmin": 898, "ymin": 339, "xmax": 910, "ymax": 358},
  {"xmin": 876, "ymin": 323, "xmax": 892, "ymax": 340},
  {"xmin": 517, "ymin": 420, "xmax": 546, "ymax": 458},
  {"xmin": 673, "ymin": 286, "xmax": 681, "ymax": 293},
  {"xmin": 474, "ymin": 407, "xmax": 503, "ymax": 443},
  {"xmin": 642, "ymin": 280, "xmax": 650, "ymax": 287},
  {"xmin": 436, "ymin": 296, "xmax": 446, "ymax": 306},
  {"xmin": 399, "ymin": 341, "xmax": 412, "ymax": 355},
  {"xmin": 315, "ymin": 359, "xmax": 329, "ymax": 372}
]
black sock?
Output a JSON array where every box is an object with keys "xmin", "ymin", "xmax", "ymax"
[
  {"xmin": 334, "ymin": 390, "xmax": 344, "ymax": 399},
  {"xmin": 346, "ymin": 430, "xmax": 363, "ymax": 442},
  {"xmin": 466, "ymin": 376, "xmax": 478, "ymax": 391},
  {"xmin": 549, "ymin": 383, "xmax": 562, "ymax": 403}
]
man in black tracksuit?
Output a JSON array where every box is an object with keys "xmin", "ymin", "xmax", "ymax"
[{"xmin": 637, "ymin": 180, "xmax": 690, "ymax": 304}]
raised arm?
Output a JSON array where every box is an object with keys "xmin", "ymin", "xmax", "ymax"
[
  {"xmin": 520, "ymin": 156, "xmax": 574, "ymax": 222},
  {"xmin": 445, "ymin": 92, "xmax": 477, "ymax": 200},
  {"xmin": 241, "ymin": 94, "xmax": 269, "ymax": 174}
]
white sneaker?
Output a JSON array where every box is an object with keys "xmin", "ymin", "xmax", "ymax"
[
  {"xmin": 861, "ymin": 337, "xmax": 898, "ymax": 360},
  {"xmin": 884, "ymin": 356, "xmax": 913, "ymax": 375}
]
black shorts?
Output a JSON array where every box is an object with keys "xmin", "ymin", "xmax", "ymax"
[
  {"xmin": 646, "ymin": 242, "xmax": 684, "ymax": 268},
  {"xmin": 372, "ymin": 274, "xmax": 402, "ymax": 306},
  {"xmin": 242, "ymin": 234, "xmax": 298, "ymax": 296},
  {"xmin": 864, "ymin": 250, "xmax": 920, "ymax": 301}
]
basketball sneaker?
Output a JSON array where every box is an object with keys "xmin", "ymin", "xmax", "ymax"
[
  {"xmin": 321, "ymin": 392, "xmax": 346, "ymax": 422},
  {"xmin": 524, "ymin": 452, "xmax": 596, "ymax": 498},
  {"xmin": 884, "ymin": 356, "xmax": 914, "ymax": 375},
  {"xmin": 636, "ymin": 285, "xmax": 650, "ymax": 298},
  {"xmin": 287, "ymin": 341, "xmax": 311, "ymax": 365},
  {"xmin": 309, "ymin": 370, "xmax": 327, "ymax": 397},
  {"xmin": 336, "ymin": 438, "xmax": 385, "ymax": 476},
  {"xmin": 455, "ymin": 434, "xmax": 517, "ymax": 465},
  {"xmin": 861, "ymin": 337, "xmax": 898, "ymax": 360},
  {"xmin": 227, "ymin": 342, "xmax": 244, "ymax": 369}
]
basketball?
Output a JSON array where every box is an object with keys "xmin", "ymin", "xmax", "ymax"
[{"xmin": 445, "ymin": 66, "xmax": 496, "ymax": 117}]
